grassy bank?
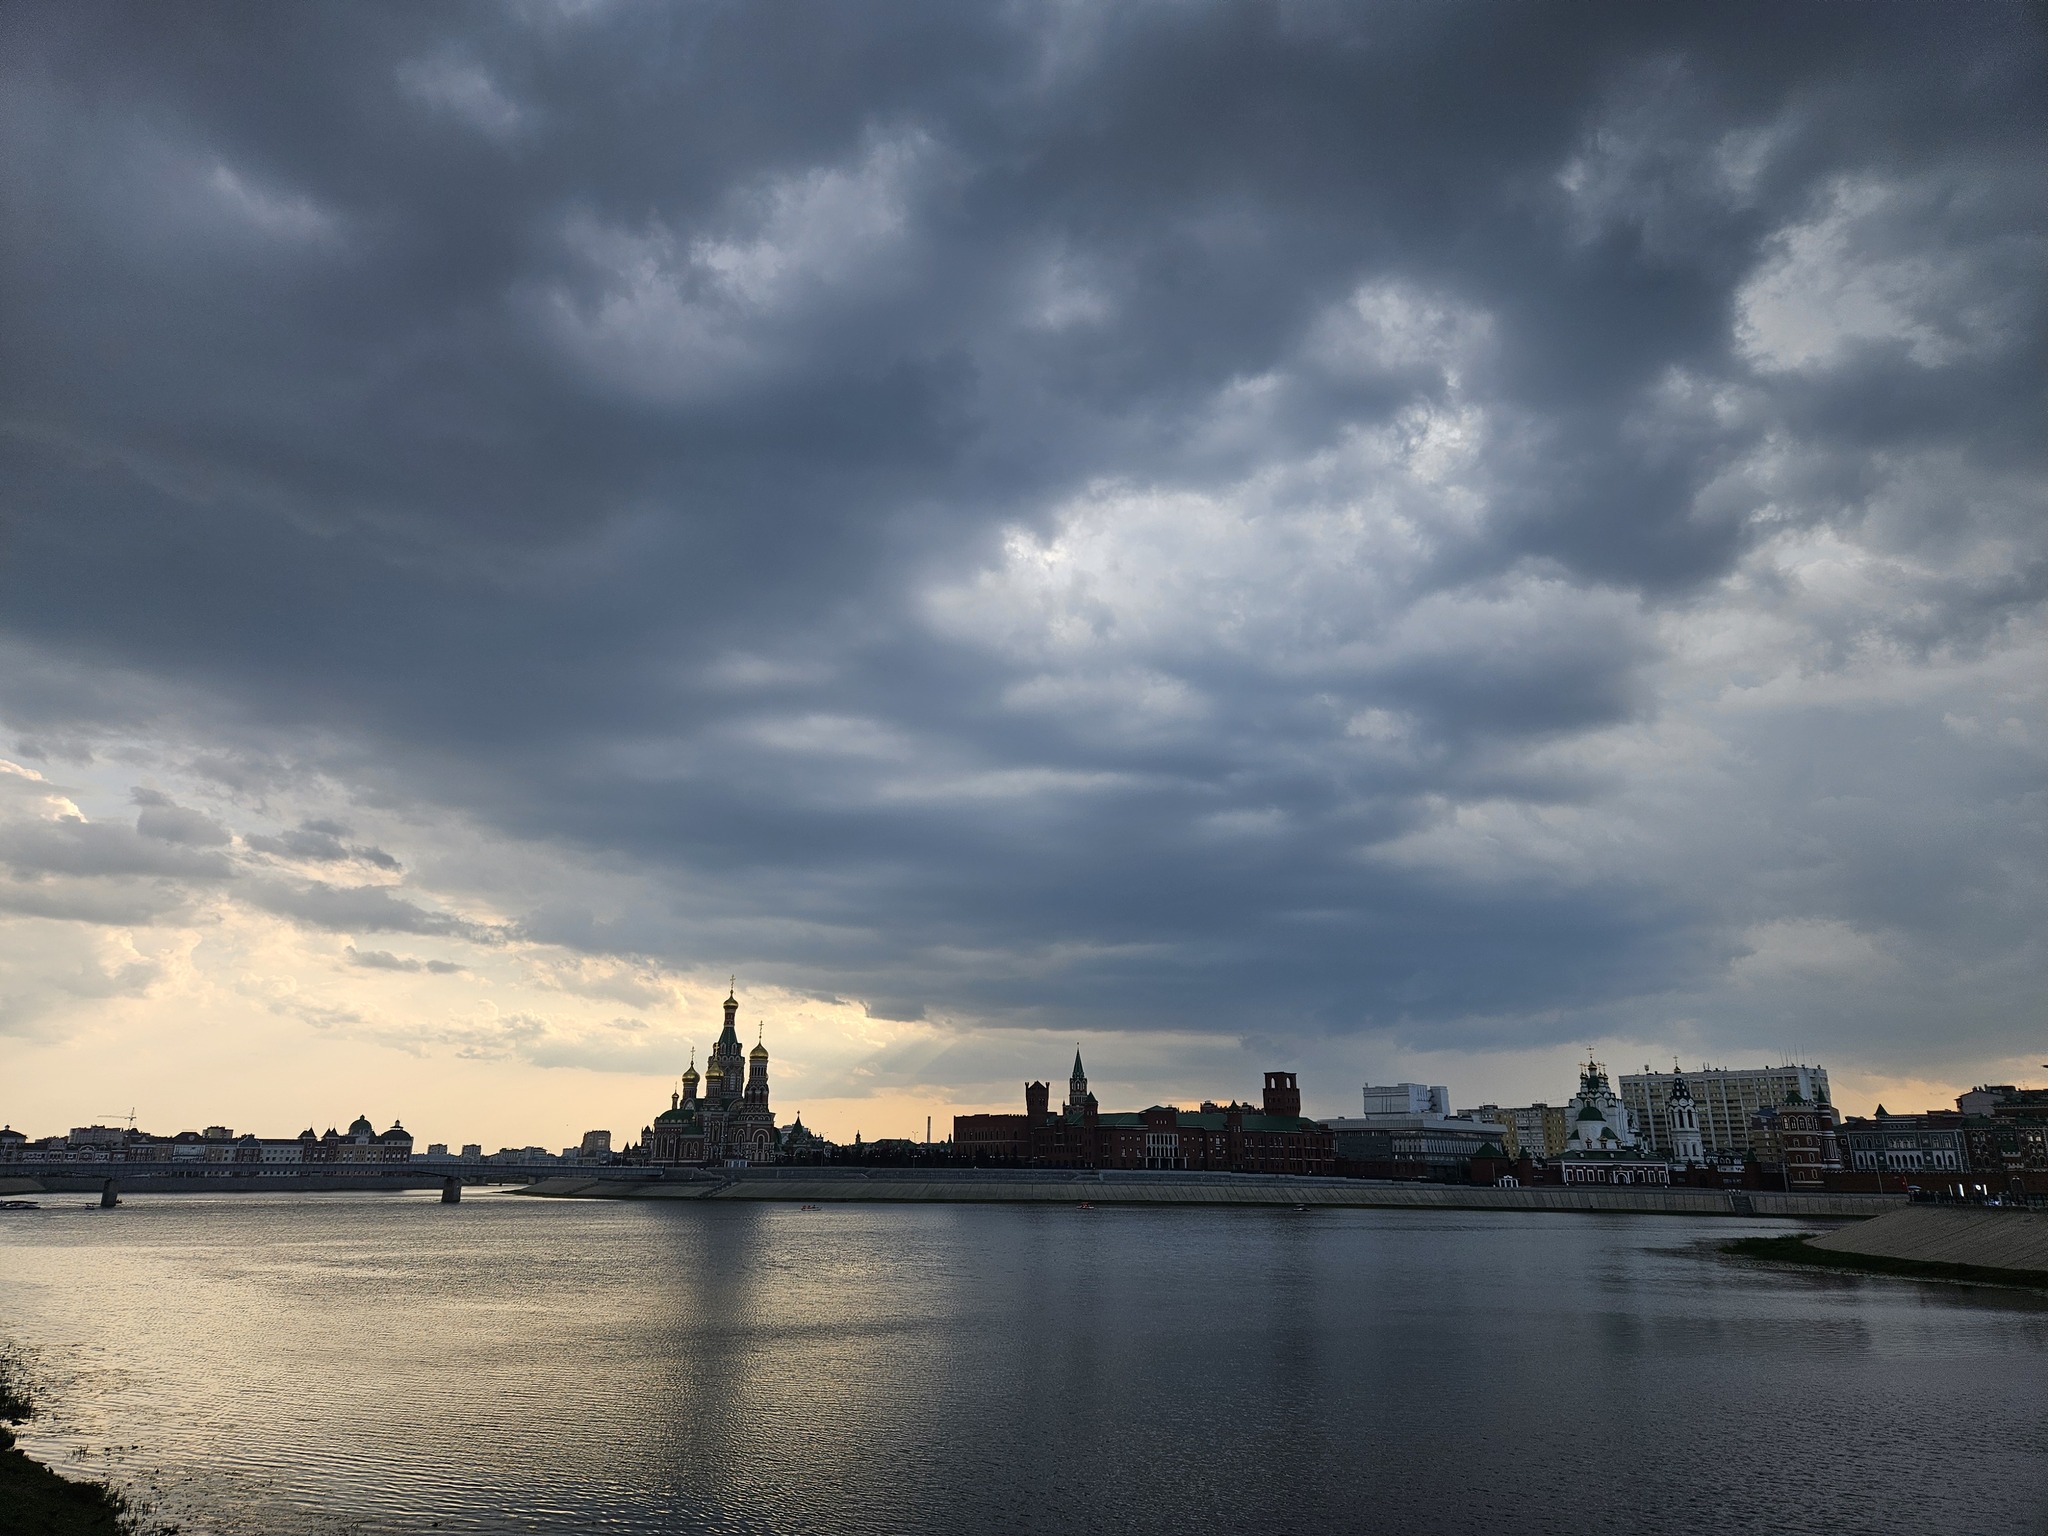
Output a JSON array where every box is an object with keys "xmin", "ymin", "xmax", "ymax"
[
  {"xmin": 1726, "ymin": 1233, "xmax": 2048, "ymax": 1291},
  {"xmin": 0, "ymin": 1351, "xmax": 131, "ymax": 1536}
]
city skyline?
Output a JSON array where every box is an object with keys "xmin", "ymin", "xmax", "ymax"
[{"xmin": 2, "ymin": 4, "xmax": 2043, "ymax": 1151}]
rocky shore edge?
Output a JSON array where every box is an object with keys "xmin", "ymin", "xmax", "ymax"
[{"xmin": 0, "ymin": 1352, "xmax": 132, "ymax": 1536}]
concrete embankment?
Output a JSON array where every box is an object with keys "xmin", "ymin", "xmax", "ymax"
[
  {"xmin": 1806, "ymin": 1205, "xmax": 2048, "ymax": 1271},
  {"xmin": 517, "ymin": 1168, "xmax": 1900, "ymax": 1219}
]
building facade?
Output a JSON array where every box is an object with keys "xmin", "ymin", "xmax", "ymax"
[
  {"xmin": 1324, "ymin": 1115, "xmax": 1511, "ymax": 1178},
  {"xmin": 1362, "ymin": 1083, "xmax": 1450, "ymax": 1116},
  {"xmin": 953, "ymin": 1057, "xmax": 1334, "ymax": 1174},
  {"xmin": 1620, "ymin": 1065, "xmax": 1832, "ymax": 1158},
  {"xmin": 1461, "ymin": 1104, "xmax": 1567, "ymax": 1161},
  {"xmin": 1838, "ymin": 1108, "xmax": 1966, "ymax": 1175},
  {"xmin": 1747, "ymin": 1095, "xmax": 1844, "ymax": 1188},
  {"xmin": 299, "ymin": 1116, "xmax": 414, "ymax": 1163},
  {"xmin": 10, "ymin": 1118, "xmax": 410, "ymax": 1169},
  {"xmin": 641, "ymin": 988, "xmax": 779, "ymax": 1166}
]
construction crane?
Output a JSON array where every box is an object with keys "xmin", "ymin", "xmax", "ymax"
[{"xmin": 98, "ymin": 1108, "xmax": 139, "ymax": 1130}]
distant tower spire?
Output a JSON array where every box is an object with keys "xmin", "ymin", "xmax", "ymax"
[{"xmin": 1067, "ymin": 1046, "xmax": 1089, "ymax": 1111}]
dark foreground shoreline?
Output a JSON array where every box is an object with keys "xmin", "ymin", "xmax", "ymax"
[
  {"xmin": 0, "ymin": 1358, "xmax": 129, "ymax": 1536},
  {"xmin": 0, "ymin": 1436, "xmax": 129, "ymax": 1536}
]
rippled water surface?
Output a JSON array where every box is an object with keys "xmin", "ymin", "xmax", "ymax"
[{"xmin": 4, "ymin": 1192, "xmax": 2047, "ymax": 1535}]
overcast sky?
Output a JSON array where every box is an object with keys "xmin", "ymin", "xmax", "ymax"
[{"xmin": 2, "ymin": 2, "xmax": 2043, "ymax": 1147}]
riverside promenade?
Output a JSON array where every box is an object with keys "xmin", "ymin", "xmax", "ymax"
[{"xmin": 517, "ymin": 1165, "xmax": 1900, "ymax": 1218}]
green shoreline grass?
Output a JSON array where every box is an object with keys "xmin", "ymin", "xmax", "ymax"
[
  {"xmin": 0, "ymin": 1352, "xmax": 132, "ymax": 1536},
  {"xmin": 1726, "ymin": 1232, "xmax": 2048, "ymax": 1291}
]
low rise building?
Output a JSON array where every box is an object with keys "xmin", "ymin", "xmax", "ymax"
[
  {"xmin": 1957, "ymin": 1084, "xmax": 2048, "ymax": 1118},
  {"xmin": 1747, "ymin": 1094, "xmax": 1844, "ymax": 1188},
  {"xmin": 487, "ymin": 1146, "xmax": 558, "ymax": 1165},
  {"xmin": 1838, "ymin": 1108, "xmax": 1966, "ymax": 1176},
  {"xmin": 1323, "ymin": 1081, "xmax": 1510, "ymax": 1179},
  {"xmin": 299, "ymin": 1116, "xmax": 413, "ymax": 1163},
  {"xmin": 780, "ymin": 1115, "xmax": 830, "ymax": 1161},
  {"xmin": 954, "ymin": 1057, "xmax": 1334, "ymax": 1174},
  {"xmin": 1323, "ymin": 1114, "xmax": 1510, "ymax": 1179}
]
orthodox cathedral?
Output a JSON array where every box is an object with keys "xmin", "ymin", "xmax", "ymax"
[
  {"xmin": 640, "ymin": 986, "xmax": 778, "ymax": 1166},
  {"xmin": 1558, "ymin": 1057, "xmax": 1671, "ymax": 1185},
  {"xmin": 1564, "ymin": 1058, "xmax": 1638, "ymax": 1153}
]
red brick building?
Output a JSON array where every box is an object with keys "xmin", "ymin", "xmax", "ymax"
[{"xmin": 954, "ymin": 1054, "xmax": 1334, "ymax": 1175}]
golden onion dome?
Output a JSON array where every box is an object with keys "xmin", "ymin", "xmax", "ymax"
[
  {"xmin": 750, "ymin": 1042, "xmax": 769, "ymax": 1060},
  {"xmin": 680, "ymin": 1063, "xmax": 700, "ymax": 1082}
]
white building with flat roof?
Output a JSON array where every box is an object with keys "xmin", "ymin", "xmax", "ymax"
[
  {"xmin": 1361, "ymin": 1083, "xmax": 1450, "ymax": 1117},
  {"xmin": 1620, "ymin": 1065, "xmax": 1831, "ymax": 1158}
]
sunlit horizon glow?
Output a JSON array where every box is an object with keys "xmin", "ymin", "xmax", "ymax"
[{"xmin": 2, "ymin": 4, "xmax": 2043, "ymax": 1149}]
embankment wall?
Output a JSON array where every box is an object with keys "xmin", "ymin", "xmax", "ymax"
[
  {"xmin": 1807, "ymin": 1205, "xmax": 2048, "ymax": 1270},
  {"xmin": 519, "ymin": 1169, "xmax": 1900, "ymax": 1219}
]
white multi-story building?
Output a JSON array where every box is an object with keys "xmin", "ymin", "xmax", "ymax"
[
  {"xmin": 1620, "ymin": 1065, "xmax": 1832, "ymax": 1158},
  {"xmin": 1361, "ymin": 1083, "xmax": 1450, "ymax": 1116}
]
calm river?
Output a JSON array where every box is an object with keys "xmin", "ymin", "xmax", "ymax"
[{"xmin": 3, "ymin": 1192, "xmax": 2046, "ymax": 1534}]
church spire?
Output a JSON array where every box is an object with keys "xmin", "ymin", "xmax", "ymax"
[{"xmin": 717, "ymin": 981, "xmax": 742, "ymax": 1056}]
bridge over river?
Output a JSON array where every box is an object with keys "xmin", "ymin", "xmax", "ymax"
[{"xmin": 0, "ymin": 1158, "xmax": 659, "ymax": 1199}]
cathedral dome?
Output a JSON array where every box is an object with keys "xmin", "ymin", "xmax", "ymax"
[
  {"xmin": 750, "ymin": 1042, "xmax": 769, "ymax": 1060},
  {"xmin": 681, "ymin": 1062, "xmax": 700, "ymax": 1083}
]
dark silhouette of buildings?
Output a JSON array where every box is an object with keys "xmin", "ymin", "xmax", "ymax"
[
  {"xmin": 640, "ymin": 987, "xmax": 778, "ymax": 1165},
  {"xmin": 954, "ymin": 1054, "xmax": 1333, "ymax": 1174}
]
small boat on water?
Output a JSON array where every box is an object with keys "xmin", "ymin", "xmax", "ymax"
[
  {"xmin": 799, "ymin": 1204, "xmax": 821, "ymax": 1211},
  {"xmin": 1077, "ymin": 1201, "xmax": 1095, "ymax": 1210},
  {"xmin": 0, "ymin": 1199, "xmax": 39, "ymax": 1211}
]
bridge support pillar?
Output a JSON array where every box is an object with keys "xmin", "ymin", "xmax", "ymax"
[
  {"xmin": 441, "ymin": 1177, "xmax": 461, "ymax": 1204},
  {"xmin": 100, "ymin": 1179, "xmax": 119, "ymax": 1208}
]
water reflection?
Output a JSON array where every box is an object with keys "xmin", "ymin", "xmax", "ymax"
[{"xmin": 3, "ymin": 1193, "xmax": 2046, "ymax": 1534}]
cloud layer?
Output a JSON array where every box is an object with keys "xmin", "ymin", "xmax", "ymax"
[{"xmin": 1, "ymin": 2, "xmax": 2042, "ymax": 1137}]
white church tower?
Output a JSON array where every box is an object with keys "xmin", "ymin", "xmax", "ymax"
[{"xmin": 1666, "ymin": 1075, "xmax": 1705, "ymax": 1165}]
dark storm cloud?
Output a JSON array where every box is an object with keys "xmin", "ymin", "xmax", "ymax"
[
  {"xmin": 0, "ymin": 2, "xmax": 2042, "ymax": 1064},
  {"xmin": 245, "ymin": 823, "xmax": 401, "ymax": 869},
  {"xmin": 132, "ymin": 789, "xmax": 233, "ymax": 847},
  {"xmin": 242, "ymin": 880, "xmax": 504, "ymax": 943},
  {"xmin": 346, "ymin": 946, "xmax": 464, "ymax": 975}
]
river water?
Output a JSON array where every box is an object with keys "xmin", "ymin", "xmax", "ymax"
[{"xmin": 3, "ymin": 1191, "xmax": 2045, "ymax": 1535}]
